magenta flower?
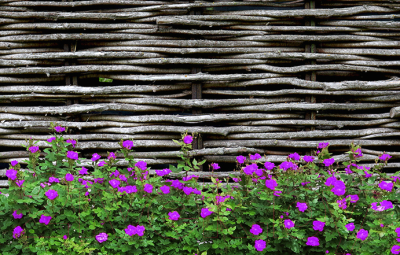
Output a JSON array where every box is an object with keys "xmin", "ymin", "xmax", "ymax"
[
  {"xmin": 94, "ymin": 178, "xmax": 104, "ymax": 184},
  {"xmin": 65, "ymin": 173, "xmax": 74, "ymax": 182},
  {"xmin": 364, "ymin": 171, "xmax": 372, "ymax": 178},
  {"xmin": 352, "ymin": 148, "xmax": 363, "ymax": 158},
  {"xmin": 122, "ymin": 140, "xmax": 134, "ymax": 150},
  {"xmin": 284, "ymin": 219, "xmax": 295, "ymax": 229},
  {"xmin": 325, "ymin": 176, "xmax": 337, "ymax": 187},
  {"xmin": 303, "ymin": 155, "xmax": 314, "ymax": 163},
  {"xmin": 160, "ymin": 185, "xmax": 170, "ymax": 194},
  {"xmin": 236, "ymin": 155, "xmax": 246, "ymax": 164},
  {"xmin": 39, "ymin": 215, "xmax": 52, "ymax": 225},
  {"xmin": 47, "ymin": 137, "xmax": 56, "ymax": 143},
  {"xmin": 313, "ymin": 221, "xmax": 325, "ymax": 231},
  {"xmin": 15, "ymin": 180, "xmax": 24, "ymax": 188},
  {"xmin": 296, "ymin": 202, "xmax": 307, "ymax": 212},
  {"xmin": 119, "ymin": 174, "xmax": 127, "ymax": 182},
  {"xmin": 288, "ymin": 152, "xmax": 300, "ymax": 161},
  {"xmin": 6, "ymin": 169, "xmax": 17, "ymax": 180},
  {"xmin": 48, "ymin": 177, "xmax": 59, "ymax": 183},
  {"xmin": 380, "ymin": 224, "xmax": 384, "ymax": 227},
  {"xmin": 125, "ymin": 185, "xmax": 137, "ymax": 194},
  {"xmin": 356, "ymin": 229, "xmax": 368, "ymax": 241},
  {"xmin": 279, "ymin": 161, "xmax": 297, "ymax": 171},
  {"xmin": 168, "ymin": 211, "xmax": 180, "ymax": 221},
  {"xmin": 396, "ymin": 227, "xmax": 400, "ymax": 237},
  {"xmin": 301, "ymin": 182, "xmax": 311, "ymax": 186},
  {"xmin": 144, "ymin": 183, "xmax": 153, "ymax": 193},
  {"xmin": 124, "ymin": 225, "xmax": 137, "ymax": 236},
  {"xmin": 306, "ymin": 236, "xmax": 320, "ymax": 246},
  {"xmin": 136, "ymin": 225, "xmax": 145, "ymax": 236},
  {"xmin": 323, "ymin": 158, "xmax": 335, "ymax": 167},
  {"xmin": 201, "ymin": 208, "xmax": 213, "ymax": 218},
  {"xmin": 346, "ymin": 194, "xmax": 359, "ymax": 203},
  {"xmin": 273, "ymin": 190, "xmax": 282, "ymax": 197},
  {"xmin": 254, "ymin": 239, "xmax": 266, "ymax": 252},
  {"xmin": 250, "ymin": 153, "xmax": 262, "ymax": 161},
  {"xmin": 250, "ymin": 224, "xmax": 263, "ymax": 235},
  {"xmin": 29, "ymin": 146, "xmax": 40, "ymax": 154},
  {"xmin": 45, "ymin": 189, "xmax": 58, "ymax": 200},
  {"xmin": 337, "ymin": 198, "xmax": 347, "ymax": 209},
  {"xmin": 379, "ymin": 153, "xmax": 392, "ymax": 161},
  {"xmin": 345, "ymin": 223, "xmax": 355, "ymax": 231},
  {"xmin": 66, "ymin": 139, "xmax": 76, "ymax": 148},
  {"xmin": 265, "ymin": 178, "xmax": 278, "ymax": 190},
  {"xmin": 264, "ymin": 162, "xmax": 275, "ymax": 170},
  {"xmin": 108, "ymin": 152, "xmax": 116, "ymax": 160},
  {"xmin": 91, "ymin": 153, "xmax": 101, "ymax": 161},
  {"xmin": 171, "ymin": 180, "xmax": 184, "ymax": 190},
  {"xmin": 98, "ymin": 160, "xmax": 106, "ymax": 167},
  {"xmin": 96, "ymin": 232, "xmax": 108, "ymax": 243},
  {"xmin": 79, "ymin": 167, "xmax": 89, "ymax": 175},
  {"xmin": 331, "ymin": 180, "xmax": 346, "ymax": 196},
  {"xmin": 391, "ymin": 245, "xmax": 400, "ymax": 255},
  {"xmin": 183, "ymin": 135, "xmax": 193, "ymax": 144},
  {"xmin": 63, "ymin": 235, "xmax": 68, "ymax": 240},
  {"xmin": 211, "ymin": 163, "xmax": 220, "ymax": 170},
  {"xmin": 379, "ymin": 181, "xmax": 393, "ymax": 192},
  {"xmin": 10, "ymin": 160, "xmax": 18, "ymax": 167},
  {"xmin": 54, "ymin": 126, "xmax": 65, "ymax": 133},
  {"xmin": 12, "ymin": 210, "xmax": 23, "ymax": 219},
  {"xmin": 381, "ymin": 200, "xmax": 393, "ymax": 210},
  {"xmin": 183, "ymin": 187, "xmax": 193, "ymax": 195},
  {"xmin": 13, "ymin": 226, "xmax": 24, "ymax": 239},
  {"xmin": 66, "ymin": 151, "xmax": 78, "ymax": 160},
  {"xmin": 109, "ymin": 179, "xmax": 120, "ymax": 189},
  {"xmin": 135, "ymin": 161, "xmax": 147, "ymax": 171},
  {"xmin": 318, "ymin": 142, "xmax": 329, "ymax": 149}
]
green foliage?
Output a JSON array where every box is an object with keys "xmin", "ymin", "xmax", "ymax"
[{"xmin": 0, "ymin": 124, "xmax": 399, "ymax": 255}]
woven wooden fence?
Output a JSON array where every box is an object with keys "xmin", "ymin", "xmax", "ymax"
[{"xmin": 1, "ymin": 0, "xmax": 400, "ymax": 189}]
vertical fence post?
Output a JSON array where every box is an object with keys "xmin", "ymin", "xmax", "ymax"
[{"xmin": 305, "ymin": 0, "xmax": 317, "ymax": 130}]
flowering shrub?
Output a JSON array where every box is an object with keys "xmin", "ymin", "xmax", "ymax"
[{"xmin": 0, "ymin": 124, "xmax": 399, "ymax": 255}]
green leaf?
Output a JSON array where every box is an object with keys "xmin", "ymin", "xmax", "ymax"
[
  {"xmin": 99, "ymin": 77, "xmax": 113, "ymax": 83},
  {"xmin": 32, "ymin": 186, "xmax": 40, "ymax": 195},
  {"xmin": 198, "ymin": 159, "xmax": 207, "ymax": 165},
  {"xmin": 193, "ymin": 158, "xmax": 198, "ymax": 165}
]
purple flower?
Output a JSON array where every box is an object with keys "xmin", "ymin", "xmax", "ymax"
[
  {"xmin": 323, "ymin": 158, "xmax": 335, "ymax": 167},
  {"xmin": 63, "ymin": 235, "xmax": 68, "ymax": 240},
  {"xmin": 232, "ymin": 177, "xmax": 241, "ymax": 182},
  {"xmin": 395, "ymin": 227, "xmax": 400, "ymax": 237},
  {"xmin": 254, "ymin": 239, "xmax": 266, "ymax": 252},
  {"xmin": 288, "ymin": 152, "xmax": 300, "ymax": 161},
  {"xmin": 201, "ymin": 208, "xmax": 213, "ymax": 218},
  {"xmin": 337, "ymin": 198, "xmax": 347, "ymax": 209},
  {"xmin": 48, "ymin": 177, "xmax": 59, "ymax": 184},
  {"xmin": 379, "ymin": 181, "xmax": 393, "ymax": 192},
  {"xmin": 160, "ymin": 185, "xmax": 170, "ymax": 194},
  {"xmin": 379, "ymin": 153, "xmax": 392, "ymax": 161},
  {"xmin": 98, "ymin": 160, "xmax": 106, "ymax": 167},
  {"xmin": 45, "ymin": 189, "xmax": 58, "ymax": 200},
  {"xmin": 144, "ymin": 184, "xmax": 153, "ymax": 193},
  {"xmin": 318, "ymin": 142, "xmax": 329, "ymax": 149},
  {"xmin": 168, "ymin": 211, "xmax": 180, "ymax": 221},
  {"xmin": 39, "ymin": 215, "xmax": 52, "ymax": 225},
  {"xmin": 297, "ymin": 202, "xmax": 307, "ymax": 212},
  {"xmin": 255, "ymin": 168, "xmax": 264, "ymax": 177},
  {"xmin": 264, "ymin": 162, "xmax": 275, "ymax": 170},
  {"xmin": 96, "ymin": 233, "xmax": 108, "ymax": 243},
  {"xmin": 10, "ymin": 160, "xmax": 18, "ymax": 167},
  {"xmin": 313, "ymin": 221, "xmax": 325, "ymax": 231},
  {"xmin": 265, "ymin": 178, "xmax": 278, "ymax": 190},
  {"xmin": 29, "ymin": 146, "xmax": 40, "ymax": 154},
  {"xmin": 136, "ymin": 225, "xmax": 145, "ymax": 236},
  {"xmin": 15, "ymin": 180, "xmax": 24, "ymax": 187},
  {"xmin": 171, "ymin": 180, "xmax": 184, "ymax": 190},
  {"xmin": 125, "ymin": 185, "xmax": 137, "ymax": 194},
  {"xmin": 13, "ymin": 226, "xmax": 24, "ymax": 239},
  {"xmin": 211, "ymin": 163, "xmax": 220, "ymax": 170},
  {"xmin": 250, "ymin": 224, "xmax": 263, "ymax": 235},
  {"xmin": 345, "ymin": 223, "xmax": 355, "ymax": 231},
  {"xmin": 54, "ymin": 126, "xmax": 65, "ymax": 133},
  {"xmin": 301, "ymin": 182, "xmax": 311, "ymax": 186},
  {"xmin": 182, "ymin": 174, "xmax": 199, "ymax": 181},
  {"xmin": 108, "ymin": 152, "xmax": 116, "ymax": 160},
  {"xmin": 94, "ymin": 178, "xmax": 104, "ymax": 184},
  {"xmin": 124, "ymin": 225, "xmax": 137, "ymax": 236},
  {"xmin": 381, "ymin": 200, "xmax": 393, "ymax": 210},
  {"xmin": 279, "ymin": 161, "xmax": 297, "ymax": 171},
  {"xmin": 352, "ymin": 148, "xmax": 363, "ymax": 158},
  {"xmin": 47, "ymin": 137, "xmax": 56, "ymax": 143},
  {"xmin": 356, "ymin": 229, "xmax": 368, "ymax": 241},
  {"xmin": 364, "ymin": 171, "xmax": 372, "ymax": 178},
  {"xmin": 326, "ymin": 251, "xmax": 329, "ymax": 254},
  {"xmin": 391, "ymin": 175, "xmax": 400, "ymax": 183},
  {"xmin": 119, "ymin": 174, "xmax": 127, "ymax": 182},
  {"xmin": 122, "ymin": 140, "xmax": 134, "ymax": 150},
  {"xmin": 183, "ymin": 187, "xmax": 193, "ymax": 195},
  {"xmin": 243, "ymin": 163, "xmax": 258, "ymax": 175},
  {"xmin": 66, "ymin": 139, "xmax": 76, "ymax": 148},
  {"xmin": 306, "ymin": 236, "xmax": 319, "ymax": 246},
  {"xmin": 91, "ymin": 153, "xmax": 101, "ymax": 161},
  {"xmin": 325, "ymin": 176, "xmax": 337, "ymax": 187},
  {"xmin": 135, "ymin": 161, "xmax": 147, "ymax": 171},
  {"xmin": 66, "ymin": 151, "xmax": 78, "ymax": 160},
  {"xmin": 273, "ymin": 190, "xmax": 282, "ymax": 197},
  {"xmin": 6, "ymin": 169, "xmax": 17, "ymax": 180},
  {"xmin": 109, "ymin": 179, "xmax": 120, "ymax": 189},
  {"xmin": 284, "ymin": 219, "xmax": 295, "ymax": 229},
  {"xmin": 391, "ymin": 245, "xmax": 400, "ymax": 255},
  {"xmin": 65, "ymin": 173, "xmax": 74, "ymax": 182},
  {"xmin": 155, "ymin": 168, "xmax": 171, "ymax": 177},
  {"xmin": 183, "ymin": 135, "xmax": 193, "ymax": 144},
  {"xmin": 250, "ymin": 153, "xmax": 262, "ymax": 161},
  {"xmin": 346, "ymin": 194, "xmax": 359, "ymax": 203},
  {"xmin": 303, "ymin": 155, "xmax": 315, "ymax": 163},
  {"xmin": 380, "ymin": 224, "xmax": 384, "ymax": 227},
  {"xmin": 236, "ymin": 155, "xmax": 246, "ymax": 164},
  {"xmin": 79, "ymin": 167, "xmax": 89, "ymax": 175},
  {"xmin": 12, "ymin": 210, "xmax": 23, "ymax": 219},
  {"xmin": 331, "ymin": 180, "xmax": 346, "ymax": 196}
]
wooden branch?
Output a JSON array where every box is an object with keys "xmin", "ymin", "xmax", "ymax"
[
  {"xmin": 317, "ymin": 113, "xmax": 390, "ymax": 119},
  {"xmin": 227, "ymin": 25, "xmax": 361, "ymax": 32},
  {"xmin": 390, "ymin": 106, "xmax": 400, "ymax": 118},
  {"xmin": 320, "ymin": 20, "xmax": 400, "ymax": 28},
  {"xmin": 0, "ymin": 113, "xmax": 60, "ymax": 121},
  {"xmin": 361, "ymin": 148, "xmax": 400, "ymax": 156},
  {"xmin": 78, "ymin": 98, "xmax": 303, "ymax": 109},
  {"xmin": 215, "ymin": 102, "xmax": 396, "ymax": 112},
  {"xmin": 359, "ymin": 132, "xmax": 400, "ymax": 140},
  {"xmin": 225, "ymin": 34, "xmax": 387, "ymax": 42},
  {"xmin": 214, "ymin": 52, "xmax": 375, "ymax": 61},
  {"xmin": 207, "ymin": 128, "xmax": 397, "ymax": 140},
  {"xmin": 3, "ymin": 1, "xmax": 167, "ymax": 7},
  {"xmin": 340, "ymin": 61, "xmax": 400, "ymax": 67},
  {"xmin": 0, "ymin": 76, "xmax": 65, "ymax": 84},
  {"xmin": 203, "ymin": 139, "xmax": 400, "ymax": 148},
  {"xmin": 0, "ymin": 22, "xmax": 156, "ymax": 30},
  {"xmin": 0, "ymin": 133, "xmax": 180, "ymax": 141},
  {"xmin": 78, "ymin": 113, "xmax": 303, "ymax": 124},
  {"xmin": 318, "ymin": 48, "xmax": 400, "ymax": 56}
]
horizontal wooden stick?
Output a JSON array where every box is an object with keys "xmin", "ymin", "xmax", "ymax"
[
  {"xmin": 0, "ymin": 121, "xmax": 149, "ymax": 130},
  {"xmin": 214, "ymin": 52, "xmax": 375, "ymax": 61},
  {"xmin": 318, "ymin": 48, "xmax": 400, "ymax": 56},
  {"xmin": 317, "ymin": 113, "xmax": 390, "ymax": 119},
  {"xmin": 225, "ymin": 119, "xmax": 396, "ymax": 127},
  {"xmin": 0, "ymin": 133, "xmax": 180, "ymax": 141}
]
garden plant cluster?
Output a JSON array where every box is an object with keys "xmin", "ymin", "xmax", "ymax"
[{"xmin": 0, "ymin": 123, "xmax": 400, "ymax": 255}]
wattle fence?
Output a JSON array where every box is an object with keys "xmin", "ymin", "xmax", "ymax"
[{"xmin": 1, "ymin": 0, "xmax": 400, "ymax": 189}]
